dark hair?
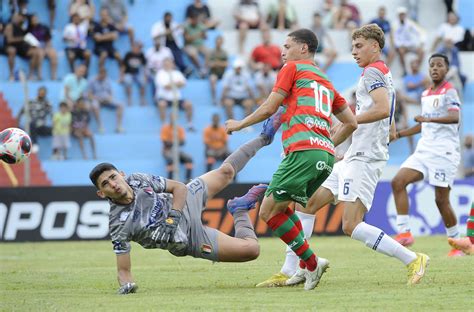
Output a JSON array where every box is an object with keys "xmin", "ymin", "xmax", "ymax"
[
  {"xmin": 59, "ymin": 101, "xmax": 68, "ymax": 108},
  {"xmin": 164, "ymin": 11, "xmax": 172, "ymax": 17},
  {"xmin": 287, "ymin": 28, "xmax": 319, "ymax": 54},
  {"xmin": 89, "ymin": 162, "xmax": 118, "ymax": 187},
  {"xmin": 429, "ymin": 53, "xmax": 450, "ymax": 68}
]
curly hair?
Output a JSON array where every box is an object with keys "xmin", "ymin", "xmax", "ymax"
[{"xmin": 352, "ymin": 23, "xmax": 385, "ymax": 50}]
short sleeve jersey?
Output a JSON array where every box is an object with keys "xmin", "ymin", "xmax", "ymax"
[
  {"xmin": 272, "ymin": 60, "xmax": 346, "ymax": 156},
  {"xmin": 345, "ymin": 61, "xmax": 395, "ymax": 162}
]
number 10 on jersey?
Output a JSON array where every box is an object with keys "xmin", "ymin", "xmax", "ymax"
[{"xmin": 310, "ymin": 81, "xmax": 332, "ymax": 118}]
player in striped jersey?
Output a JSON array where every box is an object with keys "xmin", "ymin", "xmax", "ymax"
[
  {"xmin": 225, "ymin": 28, "xmax": 358, "ymax": 290},
  {"xmin": 391, "ymin": 54, "xmax": 464, "ymax": 257}
]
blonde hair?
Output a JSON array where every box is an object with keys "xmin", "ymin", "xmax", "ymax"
[{"xmin": 352, "ymin": 23, "xmax": 385, "ymax": 50}]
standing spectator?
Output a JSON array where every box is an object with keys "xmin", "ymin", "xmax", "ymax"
[
  {"xmin": 63, "ymin": 63, "xmax": 88, "ymax": 107},
  {"xmin": 266, "ymin": 0, "xmax": 298, "ymax": 30},
  {"xmin": 221, "ymin": 59, "xmax": 255, "ymax": 119},
  {"xmin": 185, "ymin": 0, "xmax": 219, "ymax": 30},
  {"xmin": 101, "ymin": 0, "xmax": 135, "ymax": 46},
  {"xmin": 370, "ymin": 6, "xmax": 395, "ymax": 66},
  {"xmin": 234, "ymin": 0, "xmax": 262, "ymax": 54},
  {"xmin": 4, "ymin": 13, "xmax": 41, "ymax": 80},
  {"xmin": 160, "ymin": 115, "xmax": 193, "ymax": 181},
  {"xmin": 393, "ymin": 6, "xmax": 424, "ymax": 75},
  {"xmin": 52, "ymin": 102, "xmax": 72, "ymax": 160},
  {"xmin": 250, "ymin": 28, "xmax": 281, "ymax": 71},
  {"xmin": 463, "ymin": 135, "xmax": 474, "ymax": 178},
  {"xmin": 69, "ymin": 0, "xmax": 95, "ymax": 28},
  {"xmin": 319, "ymin": 0, "xmax": 337, "ymax": 29},
  {"xmin": 121, "ymin": 41, "xmax": 147, "ymax": 106},
  {"xmin": 438, "ymin": 40, "xmax": 467, "ymax": 94},
  {"xmin": 17, "ymin": 86, "xmax": 52, "ymax": 153},
  {"xmin": 203, "ymin": 113, "xmax": 230, "ymax": 172},
  {"xmin": 63, "ymin": 13, "xmax": 91, "ymax": 73},
  {"xmin": 0, "ymin": 22, "xmax": 5, "ymax": 55},
  {"xmin": 145, "ymin": 36, "xmax": 174, "ymax": 80},
  {"xmin": 310, "ymin": 12, "xmax": 338, "ymax": 72},
  {"xmin": 431, "ymin": 12, "xmax": 465, "ymax": 52},
  {"xmin": 333, "ymin": 0, "xmax": 360, "ymax": 30},
  {"xmin": 403, "ymin": 58, "xmax": 429, "ymax": 101},
  {"xmin": 72, "ymin": 97, "xmax": 96, "ymax": 159},
  {"xmin": 254, "ymin": 63, "xmax": 276, "ymax": 104},
  {"xmin": 27, "ymin": 14, "xmax": 57, "ymax": 80},
  {"xmin": 183, "ymin": 12, "xmax": 209, "ymax": 77},
  {"xmin": 208, "ymin": 35, "xmax": 228, "ymax": 106},
  {"xmin": 92, "ymin": 8, "xmax": 121, "ymax": 70},
  {"xmin": 88, "ymin": 67, "xmax": 124, "ymax": 133},
  {"xmin": 155, "ymin": 58, "xmax": 194, "ymax": 131},
  {"xmin": 47, "ymin": 0, "xmax": 56, "ymax": 28}
]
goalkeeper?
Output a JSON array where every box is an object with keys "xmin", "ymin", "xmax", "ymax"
[{"xmin": 89, "ymin": 111, "xmax": 282, "ymax": 294}]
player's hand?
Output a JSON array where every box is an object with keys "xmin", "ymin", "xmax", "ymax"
[
  {"xmin": 152, "ymin": 209, "xmax": 182, "ymax": 249},
  {"xmin": 225, "ymin": 119, "xmax": 242, "ymax": 134},
  {"xmin": 117, "ymin": 282, "xmax": 138, "ymax": 295},
  {"xmin": 414, "ymin": 115, "xmax": 429, "ymax": 123}
]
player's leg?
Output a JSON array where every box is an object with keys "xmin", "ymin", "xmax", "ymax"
[
  {"xmin": 448, "ymin": 203, "xmax": 474, "ymax": 255},
  {"xmin": 434, "ymin": 186, "xmax": 463, "ymax": 257}
]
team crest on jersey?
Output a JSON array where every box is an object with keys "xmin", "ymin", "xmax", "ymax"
[
  {"xmin": 305, "ymin": 117, "xmax": 315, "ymax": 129},
  {"xmin": 201, "ymin": 244, "xmax": 212, "ymax": 254},
  {"xmin": 144, "ymin": 187, "xmax": 153, "ymax": 195},
  {"xmin": 433, "ymin": 99, "xmax": 439, "ymax": 108}
]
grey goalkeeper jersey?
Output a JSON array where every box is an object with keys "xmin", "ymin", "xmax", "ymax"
[{"xmin": 109, "ymin": 173, "xmax": 188, "ymax": 256}]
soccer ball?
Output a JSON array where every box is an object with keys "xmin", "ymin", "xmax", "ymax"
[{"xmin": 0, "ymin": 127, "xmax": 32, "ymax": 164}]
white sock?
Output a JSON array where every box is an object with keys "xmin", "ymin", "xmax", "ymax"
[
  {"xmin": 446, "ymin": 225, "xmax": 460, "ymax": 239},
  {"xmin": 396, "ymin": 214, "xmax": 410, "ymax": 233},
  {"xmin": 280, "ymin": 211, "xmax": 316, "ymax": 276},
  {"xmin": 351, "ymin": 222, "xmax": 417, "ymax": 265}
]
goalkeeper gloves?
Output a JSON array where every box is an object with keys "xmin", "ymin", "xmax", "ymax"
[{"xmin": 151, "ymin": 209, "xmax": 182, "ymax": 249}]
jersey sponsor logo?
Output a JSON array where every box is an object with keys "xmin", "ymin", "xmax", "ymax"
[
  {"xmin": 119, "ymin": 211, "xmax": 130, "ymax": 222},
  {"xmin": 309, "ymin": 136, "xmax": 334, "ymax": 150},
  {"xmin": 315, "ymin": 161, "xmax": 332, "ymax": 173},
  {"xmin": 146, "ymin": 197, "xmax": 164, "ymax": 228},
  {"xmin": 132, "ymin": 209, "xmax": 141, "ymax": 222},
  {"xmin": 290, "ymin": 194, "xmax": 307, "ymax": 203},
  {"xmin": 304, "ymin": 117, "xmax": 330, "ymax": 132}
]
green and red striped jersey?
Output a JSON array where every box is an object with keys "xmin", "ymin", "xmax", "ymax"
[{"xmin": 272, "ymin": 60, "xmax": 346, "ymax": 155}]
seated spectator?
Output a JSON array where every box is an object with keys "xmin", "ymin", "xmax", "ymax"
[
  {"xmin": 63, "ymin": 13, "xmax": 91, "ymax": 73},
  {"xmin": 92, "ymin": 8, "xmax": 121, "ymax": 70},
  {"xmin": 4, "ymin": 13, "xmax": 41, "ymax": 80},
  {"xmin": 370, "ymin": 6, "xmax": 395, "ymax": 66},
  {"xmin": 63, "ymin": 63, "xmax": 88, "ymax": 107},
  {"xmin": 393, "ymin": 7, "xmax": 424, "ymax": 75},
  {"xmin": 203, "ymin": 113, "xmax": 230, "ymax": 172},
  {"xmin": 17, "ymin": 86, "xmax": 52, "ymax": 153},
  {"xmin": 266, "ymin": 0, "xmax": 298, "ymax": 30},
  {"xmin": 403, "ymin": 58, "xmax": 429, "ymax": 101},
  {"xmin": 319, "ymin": 0, "xmax": 337, "ymax": 29},
  {"xmin": 221, "ymin": 59, "xmax": 255, "ymax": 119},
  {"xmin": 250, "ymin": 28, "xmax": 281, "ymax": 71},
  {"xmin": 183, "ymin": 12, "xmax": 209, "ymax": 77},
  {"xmin": 185, "ymin": 0, "xmax": 219, "ymax": 30},
  {"xmin": 311, "ymin": 12, "xmax": 338, "ymax": 72},
  {"xmin": 47, "ymin": 0, "xmax": 55, "ymax": 28},
  {"xmin": 69, "ymin": 0, "xmax": 95, "ymax": 28},
  {"xmin": 431, "ymin": 12, "xmax": 465, "ymax": 52},
  {"xmin": 28, "ymin": 14, "xmax": 57, "ymax": 80},
  {"xmin": 145, "ymin": 36, "xmax": 174, "ymax": 80},
  {"xmin": 208, "ymin": 35, "xmax": 228, "ymax": 105},
  {"xmin": 101, "ymin": 0, "xmax": 135, "ymax": 46},
  {"xmin": 88, "ymin": 67, "xmax": 124, "ymax": 133},
  {"xmin": 160, "ymin": 115, "xmax": 193, "ymax": 181},
  {"xmin": 121, "ymin": 41, "xmax": 147, "ymax": 106},
  {"xmin": 333, "ymin": 0, "xmax": 360, "ymax": 30},
  {"xmin": 72, "ymin": 97, "xmax": 96, "ymax": 159},
  {"xmin": 155, "ymin": 58, "xmax": 194, "ymax": 131},
  {"xmin": 254, "ymin": 63, "xmax": 276, "ymax": 104},
  {"xmin": 52, "ymin": 102, "xmax": 72, "ymax": 160},
  {"xmin": 234, "ymin": 0, "xmax": 262, "ymax": 54},
  {"xmin": 463, "ymin": 134, "xmax": 474, "ymax": 178},
  {"xmin": 438, "ymin": 41, "xmax": 467, "ymax": 93}
]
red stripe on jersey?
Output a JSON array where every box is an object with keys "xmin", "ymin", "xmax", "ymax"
[
  {"xmin": 424, "ymin": 81, "xmax": 455, "ymax": 96},
  {"xmin": 284, "ymin": 141, "xmax": 335, "ymax": 155},
  {"xmin": 362, "ymin": 60, "xmax": 389, "ymax": 76},
  {"xmin": 281, "ymin": 123, "xmax": 331, "ymax": 141}
]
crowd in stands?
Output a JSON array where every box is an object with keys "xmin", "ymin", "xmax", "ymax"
[{"xmin": 2, "ymin": 0, "xmax": 473, "ymax": 182}]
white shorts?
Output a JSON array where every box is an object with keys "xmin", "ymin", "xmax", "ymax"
[
  {"xmin": 401, "ymin": 150, "xmax": 460, "ymax": 187},
  {"xmin": 321, "ymin": 159, "xmax": 386, "ymax": 211}
]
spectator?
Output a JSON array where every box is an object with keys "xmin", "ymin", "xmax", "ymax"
[
  {"xmin": 319, "ymin": 0, "xmax": 337, "ymax": 29},
  {"xmin": 394, "ymin": 90, "xmax": 415, "ymax": 153},
  {"xmin": 47, "ymin": 0, "xmax": 56, "ymax": 28},
  {"xmin": 160, "ymin": 115, "xmax": 193, "ymax": 181},
  {"xmin": 17, "ymin": 86, "xmax": 52, "ymax": 153},
  {"xmin": 28, "ymin": 14, "xmax": 57, "ymax": 80},
  {"xmin": 63, "ymin": 13, "xmax": 91, "ymax": 73},
  {"xmin": 88, "ymin": 67, "xmax": 124, "ymax": 133},
  {"xmin": 254, "ymin": 63, "xmax": 276, "ymax": 104},
  {"xmin": 393, "ymin": 6, "xmax": 424, "ymax": 76},
  {"xmin": 72, "ymin": 97, "xmax": 96, "ymax": 159},
  {"xmin": 438, "ymin": 41, "xmax": 467, "ymax": 94},
  {"xmin": 266, "ymin": 0, "xmax": 298, "ymax": 30},
  {"xmin": 69, "ymin": 0, "xmax": 95, "ymax": 28},
  {"xmin": 155, "ymin": 58, "xmax": 194, "ymax": 131},
  {"xmin": 463, "ymin": 134, "xmax": 474, "ymax": 178},
  {"xmin": 121, "ymin": 41, "xmax": 147, "ymax": 106},
  {"xmin": 92, "ymin": 8, "xmax": 121, "ymax": 70},
  {"xmin": 221, "ymin": 59, "xmax": 255, "ymax": 119},
  {"xmin": 52, "ymin": 102, "xmax": 72, "ymax": 160},
  {"xmin": 145, "ymin": 35, "xmax": 174, "ymax": 79},
  {"xmin": 208, "ymin": 35, "xmax": 228, "ymax": 105},
  {"xmin": 333, "ymin": 0, "xmax": 360, "ymax": 30},
  {"xmin": 63, "ymin": 63, "xmax": 88, "ymax": 107},
  {"xmin": 370, "ymin": 6, "xmax": 395, "ymax": 66},
  {"xmin": 185, "ymin": 0, "xmax": 219, "ymax": 30},
  {"xmin": 4, "ymin": 13, "xmax": 41, "ymax": 80},
  {"xmin": 0, "ymin": 22, "xmax": 5, "ymax": 57},
  {"xmin": 183, "ymin": 12, "xmax": 209, "ymax": 77},
  {"xmin": 203, "ymin": 113, "xmax": 230, "ymax": 172},
  {"xmin": 101, "ymin": 0, "xmax": 135, "ymax": 46},
  {"xmin": 431, "ymin": 12, "xmax": 465, "ymax": 52},
  {"xmin": 403, "ymin": 58, "xmax": 429, "ymax": 101},
  {"xmin": 250, "ymin": 28, "xmax": 281, "ymax": 71},
  {"xmin": 311, "ymin": 12, "xmax": 338, "ymax": 72},
  {"xmin": 234, "ymin": 0, "xmax": 262, "ymax": 54},
  {"xmin": 404, "ymin": 0, "xmax": 419, "ymax": 21}
]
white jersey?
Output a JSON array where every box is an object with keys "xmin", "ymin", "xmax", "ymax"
[{"xmin": 345, "ymin": 61, "xmax": 396, "ymax": 162}]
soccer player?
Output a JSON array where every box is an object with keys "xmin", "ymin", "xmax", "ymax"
[
  {"xmin": 448, "ymin": 203, "xmax": 474, "ymax": 255},
  {"xmin": 89, "ymin": 117, "xmax": 281, "ymax": 294},
  {"xmin": 256, "ymin": 24, "xmax": 429, "ymax": 288},
  {"xmin": 225, "ymin": 29, "xmax": 358, "ymax": 291},
  {"xmin": 391, "ymin": 54, "xmax": 464, "ymax": 257}
]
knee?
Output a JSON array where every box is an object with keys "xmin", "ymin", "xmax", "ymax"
[
  {"xmin": 259, "ymin": 208, "xmax": 271, "ymax": 222},
  {"xmin": 391, "ymin": 176, "xmax": 406, "ymax": 192},
  {"xmin": 245, "ymin": 242, "xmax": 260, "ymax": 260},
  {"xmin": 218, "ymin": 162, "xmax": 235, "ymax": 182}
]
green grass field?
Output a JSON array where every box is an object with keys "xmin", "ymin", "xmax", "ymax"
[{"xmin": 1, "ymin": 236, "xmax": 472, "ymax": 311}]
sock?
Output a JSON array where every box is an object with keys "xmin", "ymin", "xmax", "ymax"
[
  {"xmin": 446, "ymin": 225, "xmax": 460, "ymax": 239},
  {"xmin": 223, "ymin": 136, "xmax": 266, "ymax": 173},
  {"xmin": 281, "ymin": 207, "xmax": 301, "ymax": 276},
  {"xmin": 267, "ymin": 212, "xmax": 317, "ymax": 271},
  {"xmin": 468, "ymin": 206, "xmax": 474, "ymax": 244},
  {"xmin": 232, "ymin": 210, "xmax": 257, "ymax": 240},
  {"xmin": 185, "ymin": 168, "xmax": 192, "ymax": 181},
  {"xmin": 351, "ymin": 222, "xmax": 417, "ymax": 265},
  {"xmin": 296, "ymin": 211, "xmax": 316, "ymax": 240},
  {"xmin": 396, "ymin": 214, "xmax": 410, "ymax": 233}
]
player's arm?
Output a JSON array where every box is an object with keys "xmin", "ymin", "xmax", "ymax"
[
  {"xmin": 116, "ymin": 253, "xmax": 138, "ymax": 295},
  {"xmin": 357, "ymin": 87, "xmax": 391, "ymax": 124},
  {"xmin": 332, "ymin": 104, "xmax": 358, "ymax": 147},
  {"xmin": 393, "ymin": 123, "xmax": 421, "ymax": 141},
  {"xmin": 415, "ymin": 110, "xmax": 459, "ymax": 124},
  {"xmin": 164, "ymin": 179, "xmax": 187, "ymax": 212}
]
